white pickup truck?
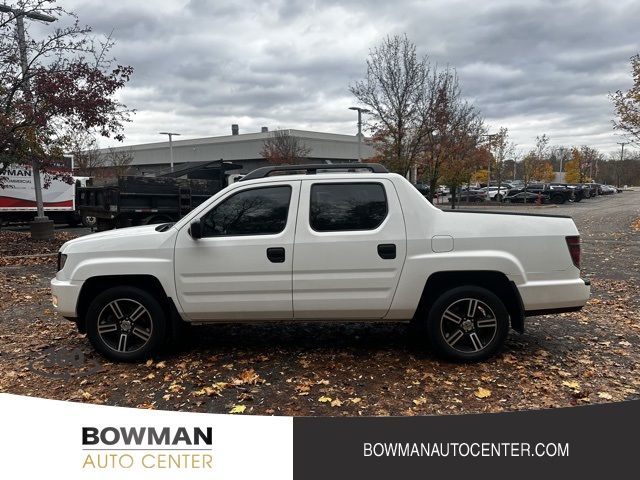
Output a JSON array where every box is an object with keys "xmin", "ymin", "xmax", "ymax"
[{"xmin": 51, "ymin": 164, "xmax": 590, "ymax": 362}]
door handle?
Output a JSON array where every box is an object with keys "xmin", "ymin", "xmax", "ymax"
[
  {"xmin": 377, "ymin": 243, "xmax": 396, "ymax": 259},
  {"xmin": 266, "ymin": 247, "xmax": 286, "ymax": 263}
]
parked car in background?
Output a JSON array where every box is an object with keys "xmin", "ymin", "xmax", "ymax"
[
  {"xmin": 503, "ymin": 191, "xmax": 550, "ymax": 204},
  {"xmin": 414, "ymin": 183, "xmax": 430, "ymax": 197},
  {"xmin": 481, "ymin": 186, "xmax": 509, "ymax": 202},
  {"xmin": 550, "ymin": 183, "xmax": 584, "ymax": 202},
  {"xmin": 458, "ymin": 189, "xmax": 487, "ymax": 202},
  {"xmin": 508, "ymin": 183, "xmax": 573, "ymax": 204}
]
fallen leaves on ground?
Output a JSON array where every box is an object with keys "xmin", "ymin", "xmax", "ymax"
[{"xmin": 474, "ymin": 388, "xmax": 492, "ymax": 399}]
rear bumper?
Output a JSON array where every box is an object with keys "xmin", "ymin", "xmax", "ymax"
[
  {"xmin": 518, "ymin": 277, "xmax": 590, "ymax": 315},
  {"xmin": 50, "ymin": 278, "xmax": 83, "ymax": 318}
]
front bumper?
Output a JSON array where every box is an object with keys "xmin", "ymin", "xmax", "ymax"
[
  {"xmin": 50, "ymin": 278, "xmax": 83, "ymax": 318},
  {"xmin": 518, "ymin": 277, "xmax": 591, "ymax": 314}
]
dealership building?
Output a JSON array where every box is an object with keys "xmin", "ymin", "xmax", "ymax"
[{"xmin": 97, "ymin": 125, "xmax": 375, "ymax": 176}]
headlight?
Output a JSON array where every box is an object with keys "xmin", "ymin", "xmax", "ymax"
[{"xmin": 57, "ymin": 252, "xmax": 67, "ymax": 271}]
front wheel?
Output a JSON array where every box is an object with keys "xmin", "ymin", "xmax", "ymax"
[
  {"xmin": 86, "ymin": 286, "xmax": 167, "ymax": 362},
  {"xmin": 426, "ymin": 286, "xmax": 509, "ymax": 362}
]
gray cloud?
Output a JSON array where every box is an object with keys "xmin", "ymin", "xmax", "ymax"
[{"xmin": 61, "ymin": 0, "xmax": 639, "ymax": 153}]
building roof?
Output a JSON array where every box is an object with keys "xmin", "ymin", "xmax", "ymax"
[
  {"xmin": 99, "ymin": 129, "xmax": 366, "ymax": 153},
  {"xmin": 97, "ymin": 129, "xmax": 375, "ymax": 167}
]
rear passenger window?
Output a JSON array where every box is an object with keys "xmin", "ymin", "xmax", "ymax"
[{"xmin": 310, "ymin": 183, "xmax": 388, "ymax": 232}]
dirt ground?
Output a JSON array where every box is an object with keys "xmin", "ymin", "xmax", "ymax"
[{"xmin": 1, "ymin": 191, "xmax": 639, "ymax": 416}]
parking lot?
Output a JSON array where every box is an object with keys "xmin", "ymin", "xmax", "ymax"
[{"xmin": 0, "ymin": 191, "xmax": 638, "ymax": 416}]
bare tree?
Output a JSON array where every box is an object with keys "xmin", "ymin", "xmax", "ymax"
[
  {"xmin": 67, "ymin": 131, "xmax": 104, "ymax": 176},
  {"xmin": 105, "ymin": 147, "xmax": 133, "ymax": 176},
  {"xmin": 260, "ymin": 129, "xmax": 311, "ymax": 165},
  {"xmin": 488, "ymin": 127, "xmax": 515, "ymax": 197},
  {"xmin": 350, "ymin": 34, "xmax": 431, "ymax": 178}
]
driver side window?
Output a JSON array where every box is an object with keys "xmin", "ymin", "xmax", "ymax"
[{"xmin": 200, "ymin": 185, "xmax": 292, "ymax": 237}]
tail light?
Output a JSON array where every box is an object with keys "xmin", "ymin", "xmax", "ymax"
[{"xmin": 565, "ymin": 236, "xmax": 581, "ymax": 269}]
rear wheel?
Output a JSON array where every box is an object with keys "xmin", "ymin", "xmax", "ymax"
[
  {"xmin": 86, "ymin": 286, "xmax": 167, "ymax": 362},
  {"xmin": 82, "ymin": 215, "xmax": 97, "ymax": 228},
  {"xmin": 551, "ymin": 194, "xmax": 565, "ymax": 204},
  {"xmin": 426, "ymin": 286, "xmax": 509, "ymax": 362}
]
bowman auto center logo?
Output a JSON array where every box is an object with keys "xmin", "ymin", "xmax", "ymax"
[{"xmin": 81, "ymin": 426, "xmax": 213, "ymax": 470}]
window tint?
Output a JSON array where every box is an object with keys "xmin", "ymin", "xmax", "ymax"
[
  {"xmin": 201, "ymin": 186, "xmax": 291, "ymax": 237},
  {"xmin": 310, "ymin": 183, "xmax": 387, "ymax": 232}
]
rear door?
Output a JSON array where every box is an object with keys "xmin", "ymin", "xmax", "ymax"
[
  {"xmin": 292, "ymin": 178, "xmax": 407, "ymax": 319},
  {"xmin": 174, "ymin": 181, "xmax": 299, "ymax": 321}
]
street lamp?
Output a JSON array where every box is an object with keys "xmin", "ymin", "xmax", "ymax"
[
  {"xmin": 0, "ymin": 4, "xmax": 57, "ymax": 239},
  {"xmin": 159, "ymin": 132, "xmax": 181, "ymax": 172},
  {"xmin": 348, "ymin": 107, "xmax": 370, "ymax": 162}
]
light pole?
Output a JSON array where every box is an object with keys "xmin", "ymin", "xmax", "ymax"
[
  {"xmin": 348, "ymin": 107, "xmax": 370, "ymax": 162},
  {"xmin": 159, "ymin": 132, "xmax": 181, "ymax": 172},
  {"xmin": 0, "ymin": 4, "xmax": 57, "ymax": 239}
]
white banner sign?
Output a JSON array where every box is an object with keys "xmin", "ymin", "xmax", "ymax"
[{"xmin": 0, "ymin": 393, "xmax": 292, "ymax": 479}]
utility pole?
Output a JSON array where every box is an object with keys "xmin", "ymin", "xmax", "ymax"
[
  {"xmin": 0, "ymin": 4, "xmax": 57, "ymax": 239},
  {"xmin": 617, "ymin": 141, "xmax": 628, "ymax": 162},
  {"xmin": 159, "ymin": 132, "xmax": 181, "ymax": 172},
  {"xmin": 348, "ymin": 107, "xmax": 370, "ymax": 162},
  {"xmin": 617, "ymin": 141, "xmax": 628, "ymax": 188}
]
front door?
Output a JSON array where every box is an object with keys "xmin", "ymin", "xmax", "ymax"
[
  {"xmin": 174, "ymin": 181, "xmax": 299, "ymax": 321},
  {"xmin": 292, "ymin": 178, "xmax": 407, "ymax": 319}
]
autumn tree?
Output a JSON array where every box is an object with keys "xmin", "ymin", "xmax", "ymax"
[
  {"xmin": 443, "ymin": 142, "xmax": 489, "ymax": 209},
  {"xmin": 610, "ymin": 54, "xmax": 640, "ymax": 144},
  {"xmin": 350, "ymin": 34, "xmax": 431, "ymax": 178},
  {"xmin": 564, "ymin": 148, "xmax": 583, "ymax": 183},
  {"xmin": 260, "ymin": 129, "xmax": 311, "ymax": 165},
  {"xmin": 0, "ymin": 0, "xmax": 133, "ymax": 180},
  {"xmin": 535, "ymin": 161, "xmax": 555, "ymax": 182},
  {"xmin": 488, "ymin": 127, "xmax": 515, "ymax": 192},
  {"xmin": 420, "ymin": 67, "xmax": 485, "ymax": 202},
  {"xmin": 521, "ymin": 152, "xmax": 538, "ymax": 187}
]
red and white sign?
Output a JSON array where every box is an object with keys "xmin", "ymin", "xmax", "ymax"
[{"xmin": 0, "ymin": 164, "xmax": 74, "ymax": 212}]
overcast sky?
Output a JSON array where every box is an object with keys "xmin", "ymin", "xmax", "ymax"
[{"xmin": 60, "ymin": 0, "xmax": 639, "ymax": 154}]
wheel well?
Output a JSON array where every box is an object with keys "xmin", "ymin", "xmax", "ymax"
[
  {"xmin": 414, "ymin": 271, "xmax": 524, "ymax": 332},
  {"xmin": 76, "ymin": 275, "xmax": 181, "ymax": 334}
]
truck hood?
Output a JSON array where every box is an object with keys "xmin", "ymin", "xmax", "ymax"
[{"xmin": 59, "ymin": 225, "xmax": 176, "ymax": 254}]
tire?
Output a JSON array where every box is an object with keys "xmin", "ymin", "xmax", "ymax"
[
  {"xmin": 82, "ymin": 215, "xmax": 97, "ymax": 228},
  {"xmin": 494, "ymin": 194, "xmax": 502, "ymax": 202},
  {"xmin": 86, "ymin": 286, "xmax": 167, "ymax": 362},
  {"xmin": 551, "ymin": 194, "xmax": 565, "ymax": 204},
  {"xmin": 425, "ymin": 286, "xmax": 509, "ymax": 362}
]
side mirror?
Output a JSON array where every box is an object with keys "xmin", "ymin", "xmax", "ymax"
[{"xmin": 190, "ymin": 219, "xmax": 203, "ymax": 239}]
